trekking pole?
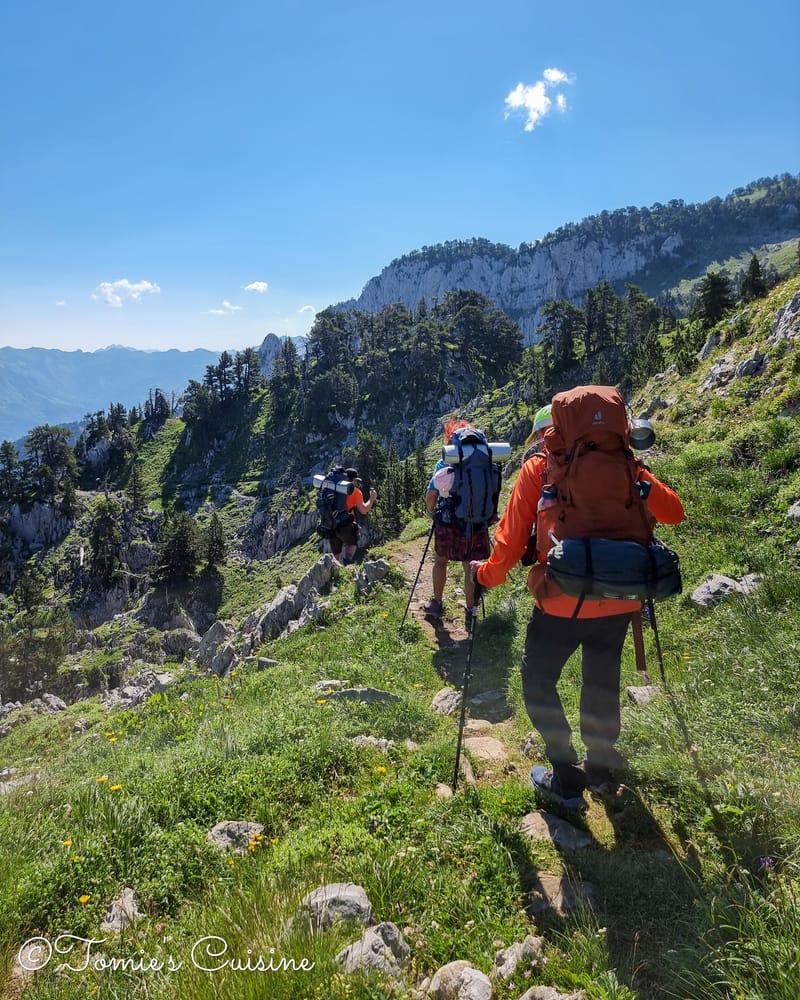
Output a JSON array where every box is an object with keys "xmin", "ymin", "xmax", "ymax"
[
  {"xmin": 646, "ymin": 597, "xmax": 668, "ymax": 687},
  {"xmin": 452, "ymin": 582, "xmax": 483, "ymax": 791},
  {"xmin": 399, "ymin": 518, "xmax": 435, "ymax": 629}
]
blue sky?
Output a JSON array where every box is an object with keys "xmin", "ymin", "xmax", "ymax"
[{"xmin": 1, "ymin": 0, "xmax": 798, "ymax": 353}]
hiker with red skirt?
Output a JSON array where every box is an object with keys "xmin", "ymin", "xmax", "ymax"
[
  {"xmin": 422, "ymin": 418, "xmax": 492, "ymax": 631},
  {"xmin": 471, "ymin": 386, "xmax": 685, "ymax": 810}
]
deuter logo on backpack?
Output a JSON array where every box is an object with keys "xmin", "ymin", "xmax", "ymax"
[
  {"xmin": 439, "ymin": 427, "xmax": 509, "ymax": 531},
  {"xmin": 313, "ymin": 467, "xmax": 354, "ymax": 538}
]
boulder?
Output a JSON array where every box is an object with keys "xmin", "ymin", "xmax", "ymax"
[
  {"xmin": 427, "ymin": 960, "xmax": 492, "ymax": 1000},
  {"xmin": 354, "ymin": 558, "xmax": 391, "ymax": 595},
  {"xmin": 690, "ymin": 573, "xmax": 762, "ymax": 607},
  {"xmin": 100, "ymin": 887, "xmax": 145, "ymax": 932},
  {"xmin": 198, "ymin": 621, "xmax": 236, "ymax": 671},
  {"xmin": 490, "ymin": 935, "xmax": 545, "ymax": 981},
  {"xmin": 336, "ymin": 921, "xmax": 410, "ymax": 977},
  {"xmin": 207, "ymin": 821, "xmax": 265, "ymax": 854},
  {"xmin": 432, "ymin": 688, "xmax": 462, "ymax": 716},
  {"xmin": 294, "ymin": 883, "xmax": 375, "ymax": 931}
]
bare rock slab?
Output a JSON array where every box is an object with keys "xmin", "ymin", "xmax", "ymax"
[
  {"xmin": 464, "ymin": 736, "xmax": 508, "ymax": 765},
  {"xmin": 529, "ymin": 874, "xmax": 593, "ymax": 918},
  {"xmin": 520, "ymin": 811, "xmax": 594, "ymax": 850}
]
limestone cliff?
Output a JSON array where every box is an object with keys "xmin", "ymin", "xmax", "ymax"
[{"xmin": 337, "ymin": 177, "xmax": 800, "ymax": 343}]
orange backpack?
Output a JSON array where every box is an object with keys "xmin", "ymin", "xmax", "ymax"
[{"xmin": 535, "ymin": 385, "xmax": 655, "ymax": 562}]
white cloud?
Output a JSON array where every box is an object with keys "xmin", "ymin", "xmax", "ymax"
[
  {"xmin": 543, "ymin": 68, "xmax": 569, "ymax": 85},
  {"xmin": 92, "ymin": 278, "xmax": 160, "ymax": 308},
  {"xmin": 243, "ymin": 281, "xmax": 269, "ymax": 293},
  {"xmin": 55, "ymin": 300, "xmax": 66, "ymax": 307},
  {"xmin": 298, "ymin": 304, "xmax": 316, "ymax": 314},
  {"xmin": 504, "ymin": 67, "xmax": 573, "ymax": 132},
  {"xmin": 207, "ymin": 300, "xmax": 243, "ymax": 316}
]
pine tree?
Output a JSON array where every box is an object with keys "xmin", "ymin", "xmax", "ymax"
[
  {"xmin": 59, "ymin": 479, "xmax": 78, "ymax": 520},
  {"xmin": 158, "ymin": 512, "xmax": 200, "ymax": 583},
  {"xmin": 204, "ymin": 511, "xmax": 227, "ymax": 570},
  {"xmin": 591, "ymin": 354, "xmax": 612, "ymax": 385},
  {"xmin": 89, "ymin": 498, "xmax": 124, "ymax": 584},
  {"xmin": 740, "ymin": 255, "xmax": 767, "ymax": 302},
  {"xmin": 693, "ymin": 272, "xmax": 734, "ymax": 329},
  {"xmin": 128, "ymin": 461, "xmax": 146, "ymax": 514},
  {"xmin": 0, "ymin": 441, "xmax": 20, "ymax": 502}
]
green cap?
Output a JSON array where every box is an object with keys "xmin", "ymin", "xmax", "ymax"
[{"xmin": 525, "ymin": 404, "xmax": 553, "ymax": 446}]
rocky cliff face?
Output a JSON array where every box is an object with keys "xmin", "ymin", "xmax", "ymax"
[
  {"xmin": 337, "ymin": 178, "xmax": 800, "ymax": 343},
  {"xmin": 339, "ymin": 232, "xmax": 683, "ymax": 343}
]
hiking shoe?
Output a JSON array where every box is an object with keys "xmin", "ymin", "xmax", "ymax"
[
  {"xmin": 577, "ymin": 757, "xmax": 625, "ymax": 794},
  {"xmin": 530, "ymin": 765, "xmax": 587, "ymax": 811},
  {"xmin": 581, "ymin": 766, "xmax": 615, "ymax": 794},
  {"xmin": 421, "ymin": 597, "xmax": 444, "ymax": 617}
]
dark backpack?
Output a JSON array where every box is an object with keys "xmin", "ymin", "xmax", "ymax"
[
  {"xmin": 446, "ymin": 427, "xmax": 502, "ymax": 534},
  {"xmin": 316, "ymin": 467, "xmax": 353, "ymax": 538}
]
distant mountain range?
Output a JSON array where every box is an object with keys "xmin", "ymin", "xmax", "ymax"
[
  {"xmin": 338, "ymin": 173, "xmax": 800, "ymax": 342},
  {"xmin": 0, "ymin": 346, "xmax": 223, "ymax": 445}
]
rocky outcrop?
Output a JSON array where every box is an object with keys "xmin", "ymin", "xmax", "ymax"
[
  {"xmin": 242, "ymin": 554, "xmax": 340, "ymax": 649},
  {"xmin": 6, "ymin": 502, "xmax": 71, "ymax": 549},
  {"xmin": 249, "ymin": 509, "xmax": 319, "ymax": 559},
  {"xmin": 769, "ymin": 289, "xmax": 800, "ymax": 345}
]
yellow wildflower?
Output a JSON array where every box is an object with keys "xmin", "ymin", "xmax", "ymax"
[
  {"xmin": 63, "ymin": 839, "xmax": 72, "ymax": 847},
  {"xmin": 316, "ymin": 698, "xmax": 327, "ymax": 705},
  {"xmin": 96, "ymin": 775, "xmax": 109, "ymax": 783},
  {"xmin": 375, "ymin": 766, "xmax": 387, "ymax": 774},
  {"xmin": 110, "ymin": 784, "xmax": 122, "ymax": 792},
  {"xmin": 79, "ymin": 894, "xmax": 90, "ymax": 904}
]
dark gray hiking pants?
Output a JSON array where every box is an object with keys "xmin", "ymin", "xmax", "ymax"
[{"xmin": 521, "ymin": 607, "xmax": 632, "ymax": 772}]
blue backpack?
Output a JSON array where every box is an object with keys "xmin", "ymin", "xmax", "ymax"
[{"xmin": 446, "ymin": 427, "xmax": 502, "ymax": 534}]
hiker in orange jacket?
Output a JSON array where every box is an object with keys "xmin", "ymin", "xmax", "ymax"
[
  {"xmin": 330, "ymin": 468, "xmax": 377, "ymax": 566},
  {"xmin": 470, "ymin": 393, "xmax": 684, "ymax": 808}
]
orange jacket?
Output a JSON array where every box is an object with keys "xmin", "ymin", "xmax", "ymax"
[{"xmin": 476, "ymin": 453, "xmax": 685, "ymax": 618}]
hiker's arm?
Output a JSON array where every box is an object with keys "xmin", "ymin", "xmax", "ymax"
[
  {"xmin": 639, "ymin": 469, "xmax": 685, "ymax": 525},
  {"xmin": 475, "ymin": 457, "xmax": 542, "ymax": 589},
  {"xmin": 425, "ymin": 488, "xmax": 439, "ymax": 514},
  {"xmin": 355, "ymin": 488, "xmax": 377, "ymax": 515}
]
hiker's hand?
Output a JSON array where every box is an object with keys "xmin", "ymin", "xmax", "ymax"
[
  {"xmin": 469, "ymin": 560, "xmax": 487, "ymax": 586},
  {"xmin": 369, "ymin": 488, "xmax": 377, "ymax": 500}
]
